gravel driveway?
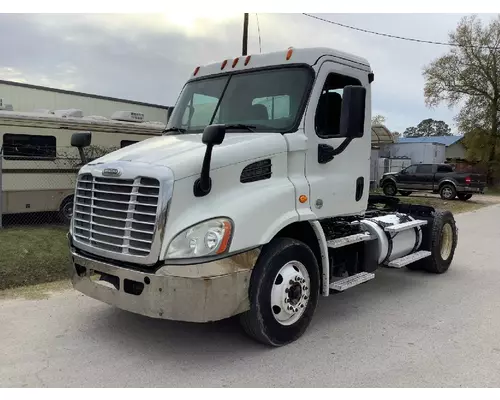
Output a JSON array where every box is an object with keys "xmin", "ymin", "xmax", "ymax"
[{"xmin": 2, "ymin": 204, "xmax": 500, "ymax": 388}]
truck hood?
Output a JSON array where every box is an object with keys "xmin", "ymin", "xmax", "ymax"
[{"xmin": 88, "ymin": 132, "xmax": 288, "ymax": 180}]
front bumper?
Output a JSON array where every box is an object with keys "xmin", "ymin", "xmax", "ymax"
[{"xmin": 69, "ymin": 244, "xmax": 260, "ymax": 323}]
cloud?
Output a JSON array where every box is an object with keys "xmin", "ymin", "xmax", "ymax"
[{"xmin": 0, "ymin": 13, "xmax": 496, "ymax": 133}]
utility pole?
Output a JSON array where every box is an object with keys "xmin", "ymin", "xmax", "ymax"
[{"xmin": 242, "ymin": 13, "xmax": 249, "ymax": 56}]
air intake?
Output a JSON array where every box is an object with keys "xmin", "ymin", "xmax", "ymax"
[{"xmin": 240, "ymin": 159, "xmax": 272, "ymax": 183}]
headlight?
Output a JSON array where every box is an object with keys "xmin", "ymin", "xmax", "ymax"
[{"xmin": 166, "ymin": 218, "xmax": 233, "ymax": 259}]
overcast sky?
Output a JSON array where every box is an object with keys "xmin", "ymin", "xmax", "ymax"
[{"xmin": 0, "ymin": 13, "xmax": 497, "ymax": 134}]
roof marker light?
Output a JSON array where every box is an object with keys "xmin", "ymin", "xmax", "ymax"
[
  {"xmin": 244, "ymin": 55, "xmax": 251, "ymax": 65},
  {"xmin": 232, "ymin": 57, "xmax": 239, "ymax": 68},
  {"xmin": 286, "ymin": 48, "xmax": 294, "ymax": 60},
  {"xmin": 193, "ymin": 66, "xmax": 200, "ymax": 76},
  {"xmin": 221, "ymin": 60, "xmax": 228, "ymax": 70}
]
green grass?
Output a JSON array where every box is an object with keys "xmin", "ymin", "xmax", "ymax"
[{"xmin": 0, "ymin": 226, "xmax": 70, "ymax": 291}]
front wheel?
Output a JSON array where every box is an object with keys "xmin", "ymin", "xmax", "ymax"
[
  {"xmin": 457, "ymin": 193, "xmax": 473, "ymax": 201},
  {"xmin": 239, "ymin": 237, "xmax": 320, "ymax": 347}
]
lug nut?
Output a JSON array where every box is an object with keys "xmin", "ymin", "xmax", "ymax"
[
  {"xmin": 304, "ymin": 295, "xmax": 308, "ymax": 300},
  {"xmin": 295, "ymin": 276, "xmax": 301, "ymax": 282},
  {"xmin": 284, "ymin": 298, "xmax": 289, "ymax": 303},
  {"xmin": 303, "ymin": 286, "xmax": 308, "ymax": 291},
  {"xmin": 285, "ymin": 288, "xmax": 289, "ymax": 293},
  {"xmin": 289, "ymin": 280, "xmax": 294, "ymax": 285}
]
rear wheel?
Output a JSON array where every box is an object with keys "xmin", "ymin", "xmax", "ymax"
[
  {"xmin": 457, "ymin": 193, "xmax": 473, "ymax": 201},
  {"xmin": 439, "ymin": 184, "xmax": 457, "ymax": 200},
  {"xmin": 382, "ymin": 181, "xmax": 397, "ymax": 196},
  {"xmin": 58, "ymin": 197, "xmax": 74, "ymax": 224},
  {"xmin": 399, "ymin": 190, "xmax": 412, "ymax": 196},
  {"xmin": 239, "ymin": 237, "xmax": 320, "ymax": 347},
  {"xmin": 410, "ymin": 210, "xmax": 458, "ymax": 273}
]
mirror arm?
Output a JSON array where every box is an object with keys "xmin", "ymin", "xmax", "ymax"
[
  {"xmin": 193, "ymin": 144, "xmax": 214, "ymax": 197},
  {"xmin": 331, "ymin": 137, "xmax": 354, "ymax": 156},
  {"xmin": 77, "ymin": 148, "xmax": 87, "ymax": 165}
]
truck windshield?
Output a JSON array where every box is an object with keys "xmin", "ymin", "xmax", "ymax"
[{"xmin": 165, "ymin": 66, "xmax": 312, "ymax": 134}]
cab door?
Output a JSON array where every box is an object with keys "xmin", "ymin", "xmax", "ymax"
[{"xmin": 303, "ymin": 60, "xmax": 371, "ymax": 219}]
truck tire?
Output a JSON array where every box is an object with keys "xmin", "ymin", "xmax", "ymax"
[
  {"xmin": 457, "ymin": 193, "xmax": 472, "ymax": 201},
  {"xmin": 239, "ymin": 237, "xmax": 320, "ymax": 347},
  {"xmin": 382, "ymin": 181, "xmax": 397, "ymax": 196},
  {"xmin": 439, "ymin": 183, "xmax": 456, "ymax": 200},
  {"xmin": 58, "ymin": 197, "xmax": 74, "ymax": 225},
  {"xmin": 411, "ymin": 210, "xmax": 458, "ymax": 274},
  {"xmin": 399, "ymin": 190, "xmax": 412, "ymax": 196}
]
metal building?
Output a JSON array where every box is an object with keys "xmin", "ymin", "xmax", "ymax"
[{"xmin": 0, "ymin": 79, "xmax": 173, "ymax": 123}]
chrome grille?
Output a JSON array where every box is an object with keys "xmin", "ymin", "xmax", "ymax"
[{"xmin": 73, "ymin": 174, "xmax": 160, "ymax": 257}]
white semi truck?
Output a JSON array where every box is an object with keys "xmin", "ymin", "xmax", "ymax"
[{"xmin": 67, "ymin": 47, "xmax": 458, "ymax": 346}]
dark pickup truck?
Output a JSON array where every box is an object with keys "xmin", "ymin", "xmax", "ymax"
[{"xmin": 380, "ymin": 163, "xmax": 486, "ymax": 201}]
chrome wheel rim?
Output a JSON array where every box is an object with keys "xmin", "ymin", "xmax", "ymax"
[
  {"xmin": 270, "ymin": 260, "xmax": 310, "ymax": 326},
  {"xmin": 442, "ymin": 187, "xmax": 453, "ymax": 199},
  {"xmin": 440, "ymin": 223, "xmax": 453, "ymax": 260},
  {"xmin": 63, "ymin": 202, "xmax": 74, "ymax": 219}
]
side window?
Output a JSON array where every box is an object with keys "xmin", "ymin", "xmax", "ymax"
[
  {"xmin": 404, "ymin": 165, "xmax": 417, "ymax": 174},
  {"xmin": 120, "ymin": 140, "xmax": 138, "ymax": 148},
  {"xmin": 416, "ymin": 164, "xmax": 433, "ymax": 174},
  {"xmin": 437, "ymin": 165, "xmax": 453, "ymax": 173},
  {"xmin": 3, "ymin": 133, "xmax": 56, "ymax": 160},
  {"xmin": 182, "ymin": 93, "xmax": 220, "ymax": 129},
  {"xmin": 315, "ymin": 72, "xmax": 362, "ymax": 138}
]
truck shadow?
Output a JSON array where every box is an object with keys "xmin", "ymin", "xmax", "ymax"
[{"xmin": 82, "ymin": 264, "xmax": 465, "ymax": 364}]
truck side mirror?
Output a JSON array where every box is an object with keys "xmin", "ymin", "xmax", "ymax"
[
  {"xmin": 194, "ymin": 124, "xmax": 226, "ymax": 197},
  {"xmin": 71, "ymin": 132, "xmax": 92, "ymax": 165},
  {"xmin": 339, "ymin": 85, "xmax": 366, "ymax": 139},
  {"xmin": 202, "ymin": 124, "xmax": 226, "ymax": 145}
]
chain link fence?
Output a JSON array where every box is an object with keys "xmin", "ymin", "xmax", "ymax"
[{"xmin": 0, "ymin": 145, "xmax": 117, "ymax": 229}]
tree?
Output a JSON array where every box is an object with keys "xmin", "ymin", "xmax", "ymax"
[
  {"xmin": 403, "ymin": 118, "xmax": 452, "ymax": 137},
  {"xmin": 423, "ymin": 15, "xmax": 500, "ymax": 183},
  {"xmin": 371, "ymin": 114, "xmax": 386, "ymax": 125}
]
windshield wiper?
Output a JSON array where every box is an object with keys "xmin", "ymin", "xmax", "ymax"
[
  {"xmin": 163, "ymin": 127, "xmax": 187, "ymax": 134},
  {"xmin": 224, "ymin": 124, "xmax": 256, "ymax": 132}
]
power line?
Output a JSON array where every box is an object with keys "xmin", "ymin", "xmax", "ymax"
[
  {"xmin": 255, "ymin": 13, "xmax": 262, "ymax": 53},
  {"xmin": 302, "ymin": 13, "xmax": 499, "ymax": 50}
]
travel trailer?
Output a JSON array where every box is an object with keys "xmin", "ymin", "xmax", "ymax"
[{"xmin": 0, "ymin": 108, "xmax": 166, "ymax": 223}]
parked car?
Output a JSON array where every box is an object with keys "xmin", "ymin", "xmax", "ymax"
[{"xmin": 380, "ymin": 163, "xmax": 486, "ymax": 201}]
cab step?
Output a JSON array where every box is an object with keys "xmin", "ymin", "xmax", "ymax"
[
  {"xmin": 384, "ymin": 219, "xmax": 427, "ymax": 233},
  {"xmin": 385, "ymin": 250, "xmax": 431, "ymax": 268},
  {"xmin": 330, "ymin": 272, "xmax": 375, "ymax": 292},
  {"xmin": 327, "ymin": 232, "xmax": 372, "ymax": 249}
]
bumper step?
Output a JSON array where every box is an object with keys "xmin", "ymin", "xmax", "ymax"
[
  {"xmin": 384, "ymin": 219, "xmax": 427, "ymax": 233},
  {"xmin": 327, "ymin": 232, "xmax": 372, "ymax": 249},
  {"xmin": 330, "ymin": 272, "xmax": 375, "ymax": 292},
  {"xmin": 385, "ymin": 250, "xmax": 432, "ymax": 269}
]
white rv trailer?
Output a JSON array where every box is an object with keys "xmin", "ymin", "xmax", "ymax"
[{"xmin": 0, "ymin": 109, "xmax": 166, "ymax": 223}]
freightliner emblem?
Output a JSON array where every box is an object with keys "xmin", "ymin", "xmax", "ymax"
[{"xmin": 102, "ymin": 168, "xmax": 122, "ymax": 177}]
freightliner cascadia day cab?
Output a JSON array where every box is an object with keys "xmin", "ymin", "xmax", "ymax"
[{"xmin": 67, "ymin": 47, "xmax": 458, "ymax": 346}]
